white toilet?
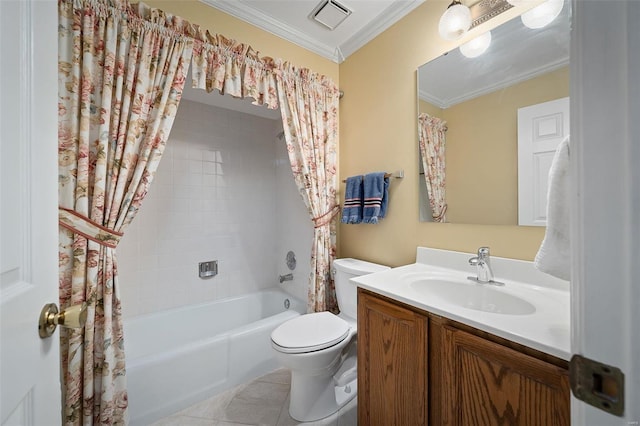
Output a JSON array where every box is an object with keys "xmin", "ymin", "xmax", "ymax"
[{"xmin": 271, "ymin": 258, "xmax": 389, "ymax": 422}]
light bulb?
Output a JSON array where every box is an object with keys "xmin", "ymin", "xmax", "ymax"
[
  {"xmin": 459, "ymin": 31, "xmax": 492, "ymax": 58},
  {"xmin": 438, "ymin": 1, "xmax": 472, "ymax": 41},
  {"xmin": 521, "ymin": 0, "xmax": 564, "ymax": 29}
]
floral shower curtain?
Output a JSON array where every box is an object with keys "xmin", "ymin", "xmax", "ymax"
[
  {"xmin": 58, "ymin": 0, "xmax": 192, "ymax": 423},
  {"xmin": 276, "ymin": 63, "xmax": 340, "ymax": 313},
  {"xmin": 418, "ymin": 113, "xmax": 448, "ymax": 222},
  {"xmin": 58, "ymin": 0, "xmax": 340, "ymax": 420}
]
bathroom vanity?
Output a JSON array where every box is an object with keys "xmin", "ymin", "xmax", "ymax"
[{"xmin": 354, "ymin": 248, "xmax": 571, "ymax": 425}]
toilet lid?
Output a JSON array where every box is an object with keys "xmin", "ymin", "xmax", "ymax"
[{"xmin": 271, "ymin": 312, "xmax": 350, "ymax": 354}]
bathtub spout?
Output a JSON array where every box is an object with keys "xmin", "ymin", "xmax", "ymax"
[{"xmin": 279, "ymin": 273, "xmax": 293, "ymax": 283}]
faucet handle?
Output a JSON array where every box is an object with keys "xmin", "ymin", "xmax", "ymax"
[{"xmin": 478, "ymin": 247, "xmax": 490, "ymax": 258}]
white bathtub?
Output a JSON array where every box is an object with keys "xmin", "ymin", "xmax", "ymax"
[{"xmin": 124, "ymin": 288, "xmax": 305, "ymax": 425}]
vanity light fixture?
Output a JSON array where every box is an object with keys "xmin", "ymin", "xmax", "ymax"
[
  {"xmin": 520, "ymin": 0, "xmax": 563, "ymax": 29},
  {"xmin": 438, "ymin": 0, "xmax": 472, "ymax": 41},
  {"xmin": 505, "ymin": 0, "xmax": 529, "ymax": 6},
  {"xmin": 459, "ymin": 30, "xmax": 492, "ymax": 58}
]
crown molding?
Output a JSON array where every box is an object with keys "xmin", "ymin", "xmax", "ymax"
[
  {"xmin": 200, "ymin": 0, "xmax": 424, "ymax": 64},
  {"xmin": 200, "ymin": 0, "xmax": 339, "ymax": 62},
  {"xmin": 339, "ymin": 0, "xmax": 425, "ymax": 60},
  {"xmin": 419, "ymin": 56, "xmax": 569, "ymax": 109},
  {"xmin": 419, "ymin": 89, "xmax": 448, "ymax": 109}
]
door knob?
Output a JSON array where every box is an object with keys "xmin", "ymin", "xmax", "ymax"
[{"xmin": 38, "ymin": 302, "xmax": 87, "ymax": 338}]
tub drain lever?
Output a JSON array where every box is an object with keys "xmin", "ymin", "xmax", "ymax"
[{"xmin": 279, "ymin": 273, "xmax": 293, "ymax": 283}]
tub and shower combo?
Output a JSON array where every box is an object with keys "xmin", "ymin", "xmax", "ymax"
[{"xmin": 124, "ymin": 288, "xmax": 304, "ymax": 425}]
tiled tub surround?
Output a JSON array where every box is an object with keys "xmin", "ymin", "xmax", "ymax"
[
  {"xmin": 117, "ymin": 99, "xmax": 313, "ymax": 318},
  {"xmin": 274, "ymin": 134, "xmax": 314, "ymax": 304},
  {"xmin": 353, "ymin": 247, "xmax": 571, "ymax": 360},
  {"xmin": 125, "ymin": 288, "xmax": 305, "ymax": 425}
]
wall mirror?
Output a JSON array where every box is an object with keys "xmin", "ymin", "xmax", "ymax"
[{"xmin": 417, "ymin": 2, "xmax": 570, "ymax": 225}]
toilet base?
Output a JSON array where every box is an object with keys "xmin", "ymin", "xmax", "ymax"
[
  {"xmin": 288, "ymin": 373, "xmax": 357, "ymax": 422},
  {"xmin": 335, "ymin": 377, "xmax": 358, "ymax": 410},
  {"xmin": 287, "ymin": 342, "xmax": 358, "ymax": 422}
]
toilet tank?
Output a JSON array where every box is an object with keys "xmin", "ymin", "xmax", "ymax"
[{"xmin": 332, "ymin": 258, "xmax": 389, "ymax": 320}]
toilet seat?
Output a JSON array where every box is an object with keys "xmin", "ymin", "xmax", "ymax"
[{"xmin": 271, "ymin": 312, "xmax": 351, "ymax": 354}]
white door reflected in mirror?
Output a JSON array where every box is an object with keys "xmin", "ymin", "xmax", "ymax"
[{"xmin": 517, "ymin": 97, "xmax": 570, "ymax": 226}]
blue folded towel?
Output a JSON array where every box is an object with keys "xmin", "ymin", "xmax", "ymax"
[
  {"xmin": 341, "ymin": 175, "xmax": 363, "ymax": 224},
  {"xmin": 363, "ymin": 172, "xmax": 389, "ymax": 224}
]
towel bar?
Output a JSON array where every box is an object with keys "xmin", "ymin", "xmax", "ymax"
[{"xmin": 341, "ymin": 170, "xmax": 404, "ymax": 183}]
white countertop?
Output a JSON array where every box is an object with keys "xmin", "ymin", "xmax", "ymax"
[{"xmin": 352, "ymin": 247, "xmax": 571, "ymax": 360}]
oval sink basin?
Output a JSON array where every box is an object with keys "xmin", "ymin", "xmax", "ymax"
[{"xmin": 409, "ymin": 278, "xmax": 536, "ymax": 315}]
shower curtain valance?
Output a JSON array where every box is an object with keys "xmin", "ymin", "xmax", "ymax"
[
  {"xmin": 133, "ymin": 1, "xmax": 327, "ymax": 112},
  {"xmin": 77, "ymin": 0, "xmax": 337, "ymax": 111},
  {"xmin": 189, "ymin": 34, "xmax": 280, "ymax": 110},
  {"xmin": 132, "ymin": 1, "xmax": 339, "ymax": 112}
]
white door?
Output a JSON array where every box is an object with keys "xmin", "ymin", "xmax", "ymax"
[
  {"xmin": 0, "ymin": 1, "xmax": 60, "ymax": 424},
  {"xmin": 517, "ymin": 96, "xmax": 570, "ymax": 226},
  {"xmin": 571, "ymin": 0, "xmax": 639, "ymax": 424}
]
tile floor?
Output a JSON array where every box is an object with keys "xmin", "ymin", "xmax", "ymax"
[{"xmin": 151, "ymin": 369, "xmax": 357, "ymax": 426}]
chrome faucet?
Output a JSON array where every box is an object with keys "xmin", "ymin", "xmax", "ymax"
[
  {"xmin": 468, "ymin": 247, "xmax": 504, "ymax": 286},
  {"xmin": 279, "ymin": 273, "xmax": 293, "ymax": 283}
]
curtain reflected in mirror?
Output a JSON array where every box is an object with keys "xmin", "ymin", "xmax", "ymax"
[{"xmin": 418, "ymin": 113, "xmax": 448, "ymax": 222}]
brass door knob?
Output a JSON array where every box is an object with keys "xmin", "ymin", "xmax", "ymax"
[{"xmin": 38, "ymin": 302, "xmax": 87, "ymax": 338}]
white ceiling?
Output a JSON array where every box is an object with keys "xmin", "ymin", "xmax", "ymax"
[
  {"xmin": 182, "ymin": 0, "xmax": 425, "ymax": 119},
  {"xmin": 200, "ymin": 0, "xmax": 425, "ymax": 64}
]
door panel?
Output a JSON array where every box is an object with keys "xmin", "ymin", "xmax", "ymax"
[
  {"xmin": 570, "ymin": 1, "xmax": 640, "ymax": 424},
  {"xmin": 517, "ymin": 97, "xmax": 570, "ymax": 226},
  {"xmin": 0, "ymin": 0, "xmax": 60, "ymax": 424}
]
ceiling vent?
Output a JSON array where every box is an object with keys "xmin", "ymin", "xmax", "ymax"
[{"xmin": 310, "ymin": 0, "xmax": 352, "ymax": 31}]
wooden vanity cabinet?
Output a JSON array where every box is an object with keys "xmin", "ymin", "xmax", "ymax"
[
  {"xmin": 358, "ymin": 289, "xmax": 570, "ymax": 426},
  {"xmin": 357, "ymin": 288, "xmax": 429, "ymax": 426},
  {"xmin": 431, "ymin": 316, "xmax": 571, "ymax": 425}
]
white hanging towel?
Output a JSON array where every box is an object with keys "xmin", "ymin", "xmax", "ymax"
[{"xmin": 534, "ymin": 135, "xmax": 571, "ymax": 281}]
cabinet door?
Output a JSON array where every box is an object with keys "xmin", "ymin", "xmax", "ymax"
[
  {"xmin": 358, "ymin": 290, "xmax": 428, "ymax": 426},
  {"xmin": 440, "ymin": 326, "xmax": 570, "ymax": 426}
]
